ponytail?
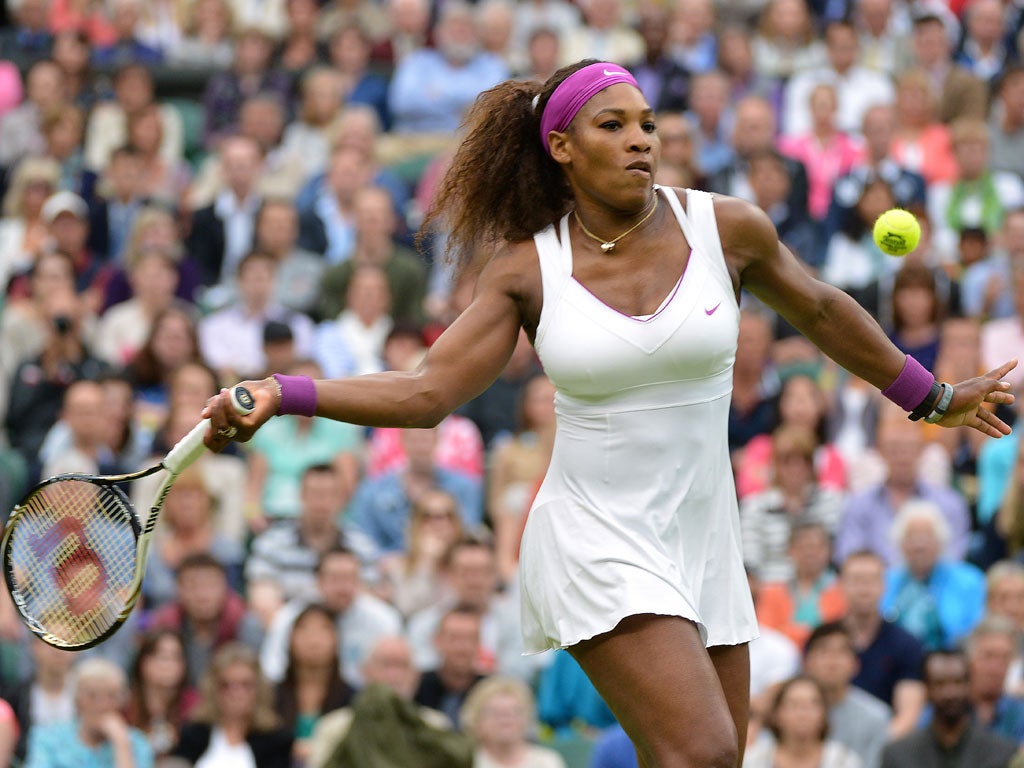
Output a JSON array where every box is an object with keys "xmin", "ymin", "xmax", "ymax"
[{"xmin": 422, "ymin": 61, "xmax": 596, "ymax": 274}]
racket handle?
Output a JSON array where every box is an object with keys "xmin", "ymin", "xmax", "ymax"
[{"xmin": 163, "ymin": 386, "xmax": 255, "ymax": 475}]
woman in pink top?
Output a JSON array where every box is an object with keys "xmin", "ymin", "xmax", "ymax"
[
  {"xmin": 890, "ymin": 69, "xmax": 958, "ymax": 186},
  {"xmin": 778, "ymin": 83, "xmax": 863, "ymax": 221}
]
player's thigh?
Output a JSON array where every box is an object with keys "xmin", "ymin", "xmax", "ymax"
[{"xmin": 568, "ymin": 613, "xmax": 739, "ymax": 768}]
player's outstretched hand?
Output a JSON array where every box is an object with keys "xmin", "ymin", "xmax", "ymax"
[
  {"xmin": 938, "ymin": 359, "xmax": 1018, "ymax": 437},
  {"xmin": 202, "ymin": 377, "xmax": 279, "ymax": 451}
]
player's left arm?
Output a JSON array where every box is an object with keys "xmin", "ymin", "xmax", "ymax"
[{"xmin": 716, "ymin": 196, "xmax": 1017, "ymax": 437}]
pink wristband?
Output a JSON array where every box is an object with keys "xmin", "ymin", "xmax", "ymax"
[
  {"xmin": 881, "ymin": 355, "xmax": 935, "ymax": 412},
  {"xmin": 273, "ymin": 374, "xmax": 317, "ymax": 417}
]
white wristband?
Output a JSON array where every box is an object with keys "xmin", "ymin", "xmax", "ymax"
[{"xmin": 924, "ymin": 382, "xmax": 954, "ymax": 424}]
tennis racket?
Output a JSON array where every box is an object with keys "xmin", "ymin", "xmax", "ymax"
[{"xmin": 1, "ymin": 385, "xmax": 255, "ymax": 650}]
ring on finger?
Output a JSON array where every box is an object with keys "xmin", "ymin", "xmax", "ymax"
[{"xmin": 217, "ymin": 426, "xmax": 237, "ymax": 438}]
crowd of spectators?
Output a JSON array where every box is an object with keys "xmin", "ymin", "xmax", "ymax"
[{"xmin": 1, "ymin": 0, "xmax": 1024, "ymax": 765}]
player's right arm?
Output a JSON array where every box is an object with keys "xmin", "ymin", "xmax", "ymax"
[{"xmin": 204, "ymin": 242, "xmax": 537, "ymax": 444}]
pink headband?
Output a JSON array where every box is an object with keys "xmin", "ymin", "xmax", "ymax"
[{"xmin": 538, "ymin": 62, "xmax": 641, "ymax": 156}]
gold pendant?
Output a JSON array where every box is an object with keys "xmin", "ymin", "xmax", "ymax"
[{"xmin": 601, "ymin": 242, "xmax": 615, "ymax": 253}]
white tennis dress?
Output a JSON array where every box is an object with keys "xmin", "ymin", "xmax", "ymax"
[{"xmin": 519, "ymin": 187, "xmax": 759, "ymax": 653}]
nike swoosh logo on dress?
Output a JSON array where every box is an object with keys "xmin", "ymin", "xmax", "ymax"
[{"xmin": 705, "ymin": 303, "xmax": 721, "ymax": 316}]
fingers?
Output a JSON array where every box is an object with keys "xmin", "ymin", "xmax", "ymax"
[
  {"xmin": 986, "ymin": 358, "xmax": 1019, "ymax": 380},
  {"xmin": 972, "ymin": 407, "xmax": 1013, "ymax": 438}
]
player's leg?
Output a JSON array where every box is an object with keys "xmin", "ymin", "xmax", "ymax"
[
  {"xmin": 708, "ymin": 642, "xmax": 750, "ymax": 766},
  {"xmin": 568, "ymin": 613, "xmax": 739, "ymax": 768}
]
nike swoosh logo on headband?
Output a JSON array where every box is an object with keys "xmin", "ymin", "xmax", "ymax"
[{"xmin": 603, "ymin": 69, "xmax": 627, "ymax": 77}]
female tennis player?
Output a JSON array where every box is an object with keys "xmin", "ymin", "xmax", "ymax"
[{"xmin": 204, "ymin": 61, "xmax": 1017, "ymax": 768}]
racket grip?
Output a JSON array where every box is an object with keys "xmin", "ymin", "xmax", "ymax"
[{"xmin": 163, "ymin": 386, "xmax": 255, "ymax": 474}]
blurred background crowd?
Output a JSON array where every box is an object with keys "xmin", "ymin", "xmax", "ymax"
[{"xmin": 0, "ymin": 0, "xmax": 1024, "ymax": 765}]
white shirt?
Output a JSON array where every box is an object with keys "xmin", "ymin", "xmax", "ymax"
[
  {"xmin": 783, "ymin": 65, "xmax": 896, "ymax": 137},
  {"xmin": 199, "ymin": 302, "xmax": 314, "ymax": 379},
  {"xmin": 194, "ymin": 727, "xmax": 257, "ymax": 768},
  {"xmin": 312, "ymin": 311, "xmax": 392, "ymax": 379},
  {"xmin": 213, "ymin": 191, "xmax": 262, "ymax": 284},
  {"xmin": 30, "ymin": 684, "xmax": 74, "ymax": 727},
  {"xmin": 260, "ymin": 593, "xmax": 403, "ymax": 686}
]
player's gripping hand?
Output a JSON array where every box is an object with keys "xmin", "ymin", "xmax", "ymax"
[
  {"xmin": 202, "ymin": 377, "xmax": 281, "ymax": 451},
  {"xmin": 939, "ymin": 359, "xmax": 1018, "ymax": 437}
]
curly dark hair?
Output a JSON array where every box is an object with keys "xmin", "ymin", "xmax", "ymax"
[{"xmin": 422, "ymin": 60, "xmax": 599, "ymax": 273}]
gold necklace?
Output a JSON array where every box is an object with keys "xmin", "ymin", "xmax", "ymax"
[{"xmin": 574, "ymin": 193, "xmax": 659, "ymax": 253}]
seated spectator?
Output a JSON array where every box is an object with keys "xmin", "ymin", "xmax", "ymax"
[
  {"xmin": 729, "ymin": 310, "xmax": 781, "ymax": 455},
  {"xmin": 326, "ymin": 23, "xmax": 391, "ymax": 130},
  {"xmin": 39, "ymin": 104, "xmax": 91, "ymax": 201},
  {"xmin": 961, "ymin": 615, "xmax": 1024, "ymax": 743},
  {"xmin": 376, "ymin": 489, "xmax": 464, "ymax": 618},
  {"xmin": 246, "ymin": 464, "xmax": 353, "ymax": 601},
  {"xmin": 930, "ymin": 118, "xmax": 1024, "ymax": 259},
  {"xmin": 743, "ymin": 676, "xmax": 861, "ymax": 768},
  {"xmin": 90, "ymin": 0, "xmax": 163, "ymax": 67},
  {"xmin": 169, "ymin": 0, "xmax": 234, "ymax": 69},
  {"xmin": 839, "ymin": 550, "xmax": 926, "ymax": 737},
  {"xmin": 518, "ymin": 26, "xmax": 560, "ymax": 83},
  {"xmin": 803, "ymin": 622, "xmax": 892, "ymax": 768},
  {"xmin": 667, "ymin": 0, "xmax": 717, "ymax": 74},
  {"xmin": 909, "ymin": 13, "xmax": 988, "ymax": 125},
  {"xmin": 886, "ymin": 263, "xmax": 943, "ymax": 374},
  {"xmin": 143, "ymin": 466, "xmax": 245, "ymax": 608},
  {"xmin": 388, "ymin": 2, "xmax": 508, "ymax": 135},
  {"xmin": 740, "ymin": 425, "xmax": 845, "ymax": 583},
  {"xmin": 245, "ymin": 359, "xmax": 362, "ymax": 522},
  {"xmin": 306, "ymin": 636, "xmax": 460, "ymax": 768},
  {"xmin": 989, "ymin": 66, "xmax": 1024, "ymax": 179},
  {"xmin": 274, "ymin": 0, "xmax": 324, "ymax": 76},
  {"xmin": 625, "ymin": 5, "xmax": 689, "ymax": 113},
  {"xmin": 881, "ymin": 650, "xmax": 1018, "ymax": 768},
  {"xmin": 955, "ymin": 228, "xmax": 1016, "ymax": 322},
  {"xmin": 260, "ymin": 547, "xmax": 403, "ymax": 686},
  {"xmin": 95, "ymin": 249, "xmax": 181, "ymax": 368},
  {"xmin": 4, "ymin": 285, "xmax": 109, "ymax": 465},
  {"xmin": 535, "ymin": 649, "xmax": 616, "ymax": 739},
  {"xmin": 253, "ymin": 197, "xmax": 326, "ymax": 316},
  {"xmin": 559, "ymin": 0, "xmax": 642, "ymax": 67},
  {"xmin": 187, "ymin": 134, "xmax": 266, "ymax": 291},
  {"xmin": 488, "ymin": 373, "xmax": 555, "ymax": 584},
  {"xmin": 1, "ymin": 637, "xmax": 76, "ymax": 762},
  {"xmin": 755, "ymin": 520, "xmax": 846, "ymax": 647},
  {"xmin": 881, "ymin": 500, "xmax": 986, "ymax": 651},
  {"xmin": 172, "ymin": 643, "xmax": 292, "ymax": 768},
  {"xmin": 318, "ymin": 185, "xmax": 428, "ymax": 325},
  {"xmin": 889, "ymin": 69, "xmax": 958, "ymax": 187},
  {"xmin": 52, "ymin": 30, "xmax": 102, "ymax": 112},
  {"xmin": 460, "ymin": 676, "xmax": 566, "ymax": 768},
  {"xmin": 414, "ymin": 605, "xmax": 487, "ymax": 728},
  {"xmin": 996, "ymin": 439, "xmax": 1024, "ymax": 562},
  {"xmin": 955, "ymin": 0, "xmax": 1012, "ymax": 84},
  {"xmin": 83, "ymin": 64, "xmax": 183, "ymax": 176},
  {"xmin": 304, "ymin": 144, "xmax": 375, "ymax": 265},
  {"xmin": 0, "ymin": 157, "xmax": 59, "ymax": 291},
  {"xmin": 201, "ymin": 26, "xmax": 291, "ymax": 149},
  {"xmin": 751, "ymin": 0, "xmax": 825, "ymax": 80},
  {"xmin": 980, "ymin": 258, "xmax": 1024, "ymax": 392},
  {"xmin": 0, "ymin": 0, "xmax": 53, "ymax": 71},
  {"xmin": 835, "ymin": 417, "xmax": 971, "ymax": 567},
  {"xmin": 126, "ymin": 630, "xmax": 197, "ymax": 761},
  {"xmin": 684, "ymin": 70, "xmax": 734, "ymax": 179},
  {"xmin": 406, "ymin": 540, "xmax": 534, "ymax": 681},
  {"xmin": 199, "ymin": 251, "xmax": 314, "ymax": 382},
  {"xmin": 746, "ymin": 567, "xmax": 802, "ymax": 718},
  {"xmin": 312, "ymin": 264, "xmax": 393, "ymax": 378},
  {"xmin": 124, "ymin": 305, "xmax": 201, "ymax": 426},
  {"xmin": 148, "ymin": 554, "xmax": 264, "ymax": 688},
  {"xmin": 40, "ymin": 378, "xmax": 116, "ymax": 478},
  {"xmin": 476, "ymin": 0, "xmax": 518, "ymax": 72},
  {"xmin": 281, "ymin": 67, "xmax": 344, "ymax": 182},
  {"xmin": 345, "ymin": 426, "xmax": 483, "ymax": 559},
  {"xmin": 274, "ymin": 604, "xmax": 354, "ymax": 765},
  {"xmin": 0, "ymin": 60, "xmax": 63, "ymax": 170},
  {"xmin": 779, "ymin": 83, "xmax": 863, "ymax": 223},
  {"xmin": 737, "ymin": 373, "xmax": 847, "ymax": 500},
  {"xmin": 746, "ymin": 148, "xmax": 821, "ymax": 269},
  {"xmin": 25, "ymin": 658, "xmax": 154, "ymax": 768},
  {"xmin": 126, "ymin": 105, "xmax": 191, "ymax": 210}
]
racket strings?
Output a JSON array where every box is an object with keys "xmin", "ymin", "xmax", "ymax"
[{"xmin": 8, "ymin": 480, "xmax": 137, "ymax": 646}]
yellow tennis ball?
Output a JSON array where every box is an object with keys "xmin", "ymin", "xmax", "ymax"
[{"xmin": 873, "ymin": 209, "xmax": 921, "ymax": 256}]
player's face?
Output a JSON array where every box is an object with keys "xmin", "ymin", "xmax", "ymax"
[{"xmin": 554, "ymin": 83, "xmax": 659, "ymax": 213}]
